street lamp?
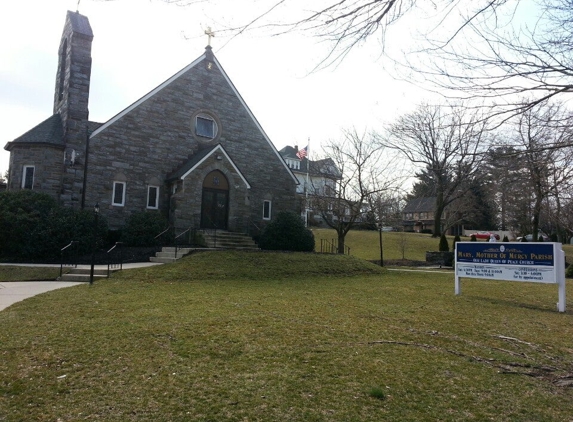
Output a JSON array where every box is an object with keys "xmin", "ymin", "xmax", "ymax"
[
  {"xmin": 378, "ymin": 224, "xmax": 384, "ymax": 267},
  {"xmin": 89, "ymin": 203, "xmax": 100, "ymax": 285}
]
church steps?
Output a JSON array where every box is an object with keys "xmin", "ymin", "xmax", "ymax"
[
  {"xmin": 149, "ymin": 231, "xmax": 259, "ymax": 263},
  {"xmin": 59, "ymin": 268, "xmax": 111, "ymax": 282}
]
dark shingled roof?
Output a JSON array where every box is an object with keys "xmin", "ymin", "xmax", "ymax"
[
  {"xmin": 278, "ymin": 146, "xmax": 341, "ymax": 178},
  {"xmin": 4, "ymin": 114, "xmax": 102, "ymax": 152},
  {"xmin": 167, "ymin": 147, "xmax": 217, "ymax": 181},
  {"xmin": 403, "ymin": 197, "xmax": 436, "ymax": 213},
  {"xmin": 67, "ymin": 10, "xmax": 93, "ymax": 38},
  {"xmin": 4, "ymin": 114, "xmax": 64, "ymax": 151}
]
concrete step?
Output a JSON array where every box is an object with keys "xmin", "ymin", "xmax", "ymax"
[
  {"xmin": 158, "ymin": 247, "xmax": 194, "ymax": 255},
  {"xmin": 150, "ymin": 256, "xmax": 179, "ymax": 264},
  {"xmin": 63, "ymin": 268, "xmax": 109, "ymax": 276},
  {"xmin": 60, "ymin": 273, "xmax": 108, "ymax": 282}
]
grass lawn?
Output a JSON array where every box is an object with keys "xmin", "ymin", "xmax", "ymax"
[
  {"xmin": 1, "ymin": 250, "xmax": 572, "ymax": 421},
  {"xmin": 0, "ymin": 266, "xmax": 64, "ymax": 282},
  {"xmin": 312, "ymin": 228, "xmax": 573, "ymax": 263}
]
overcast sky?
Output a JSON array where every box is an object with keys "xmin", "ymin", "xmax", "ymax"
[{"xmin": 0, "ymin": 0, "xmax": 429, "ymax": 177}]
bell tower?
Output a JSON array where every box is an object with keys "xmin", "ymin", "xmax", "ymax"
[{"xmin": 53, "ymin": 11, "xmax": 93, "ymax": 207}]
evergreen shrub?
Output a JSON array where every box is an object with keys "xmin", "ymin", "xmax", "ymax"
[
  {"xmin": 452, "ymin": 235, "xmax": 461, "ymax": 251},
  {"xmin": 439, "ymin": 233, "xmax": 449, "ymax": 252},
  {"xmin": 0, "ymin": 191, "xmax": 108, "ymax": 259},
  {"xmin": 258, "ymin": 211, "xmax": 315, "ymax": 252},
  {"xmin": 121, "ymin": 211, "xmax": 169, "ymax": 246}
]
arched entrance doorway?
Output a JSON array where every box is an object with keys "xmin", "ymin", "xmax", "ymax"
[{"xmin": 201, "ymin": 170, "xmax": 229, "ymax": 229}]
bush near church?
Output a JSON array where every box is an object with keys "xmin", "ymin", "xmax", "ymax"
[
  {"xmin": 0, "ymin": 191, "xmax": 107, "ymax": 260},
  {"xmin": 258, "ymin": 211, "xmax": 315, "ymax": 252},
  {"xmin": 121, "ymin": 211, "xmax": 170, "ymax": 247}
]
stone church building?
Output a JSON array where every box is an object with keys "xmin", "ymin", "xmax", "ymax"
[{"xmin": 4, "ymin": 11, "xmax": 298, "ymax": 233}]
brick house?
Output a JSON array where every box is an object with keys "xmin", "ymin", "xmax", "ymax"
[
  {"xmin": 402, "ymin": 196, "xmax": 463, "ymax": 235},
  {"xmin": 4, "ymin": 11, "xmax": 298, "ymax": 234}
]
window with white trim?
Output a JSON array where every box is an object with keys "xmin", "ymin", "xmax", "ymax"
[
  {"xmin": 22, "ymin": 166, "xmax": 35, "ymax": 189},
  {"xmin": 263, "ymin": 200, "xmax": 272, "ymax": 220},
  {"xmin": 196, "ymin": 116, "xmax": 216, "ymax": 138},
  {"xmin": 147, "ymin": 186, "xmax": 159, "ymax": 209},
  {"xmin": 112, "ymin": 181, "xmax": 126, "ymax": 206}
]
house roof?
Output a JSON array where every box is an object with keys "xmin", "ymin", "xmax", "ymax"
[
  {"xmin": 167, "ymin": 143, "xmax": 251, "ymax": 188},
  {"xmin": 279, "ymin": 146, "xmax": 342, "ymax": 178},
  {"xmin": 4, "ymin": 114, "xmax": 64, "ymax": 151},
  {"xmin": 403, "ymin": 197, "xmax": 436, "ymax": 213}
]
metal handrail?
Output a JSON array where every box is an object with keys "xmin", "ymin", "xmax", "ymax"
[
  {"xmin": 154, "ymin": 226, "xmax": 172, "ymax": 240},
  {"xmin": 60, "ymin": 241, "xmax": 79, "ymax": 278},
  {"xmin": 174, "ymin": 228, "xmax": 193, "ymax": 259},
  {"xmin": 107, "ymin": 242, "xmax": 124, "ymax": 277}
]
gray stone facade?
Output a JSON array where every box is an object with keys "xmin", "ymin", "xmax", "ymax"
[{"xmin": 4, "ymin": 11, "xmax": 298, "ymax": 234}]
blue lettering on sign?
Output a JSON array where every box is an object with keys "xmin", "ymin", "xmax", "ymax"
[{"xmin": 456, "ymin": 242, "xmax": 554, "ymax": 266}]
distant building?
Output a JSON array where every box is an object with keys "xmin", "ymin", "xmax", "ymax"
[
  {"xmin": 279, "ymin": 145, "xmax": 343, "ymax": 225},
  {"xmin": 402, "ymin": 197, "xmax": 463, "ymax": 235}
]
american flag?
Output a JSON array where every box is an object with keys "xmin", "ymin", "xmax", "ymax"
[{"xmin": 296, "ymin": 146, "xmax": 308, "ymax": 160}]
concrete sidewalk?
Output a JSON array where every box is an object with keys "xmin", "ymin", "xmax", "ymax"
[
  {"xmin": 0, "ymin": 262, "xmax": 163, "ymax": 311},
  {"xmin": 0, "ymin": 281, "xmax": 84, "ymax": 311}
]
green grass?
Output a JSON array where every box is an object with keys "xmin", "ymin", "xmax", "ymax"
[
  {"xmin": 0, "ymin": 265, "xmax": 63, "ymax": 282},
  {"xmin": 1, "ymin": 250, "xmax": 572, "ymax": 421},
  {"xmin": 313, "ymin": 229, "xmax": 458, "ymax": 261},
  {"xmin": 313, "ymin": 228, "xmax": 573, "ymax": 263}
]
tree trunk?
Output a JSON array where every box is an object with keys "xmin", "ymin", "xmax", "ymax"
[{"xmin": 337, "ymin": 232, "xmax": 346, "ymax": 254}]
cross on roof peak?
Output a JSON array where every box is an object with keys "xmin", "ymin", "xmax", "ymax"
[{"xmin": 205, "ymin": 27, "xmax": 215, "ymax": 47}]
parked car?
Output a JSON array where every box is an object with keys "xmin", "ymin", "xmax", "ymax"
[
  {"xmin": 469, "ymin": 231, "xmax": 500, "ymax": 240},
  {"xmin": 517, "ymin": 233, "xmax": 550, "ymax": 242}
]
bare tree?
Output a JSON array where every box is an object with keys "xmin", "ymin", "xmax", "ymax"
[
  {"xmin": 382, "ymin": 103, "xmax": 490, "ymax": 236},
  {"xmin": 154, "ymin": 1, "xmax": 512, "ymax": 68},
  {"xmin": 508, "ymin": 101, "xmax": 573, "ymax": 239},
  {"xmin": 399, "ymin": 0, "xmax": 573, "ymax": 119},
  {"xmin": 310, "ymin": 128, "xmax": 403, "ymax": 253}
]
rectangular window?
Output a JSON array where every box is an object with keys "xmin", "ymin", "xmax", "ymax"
[
  {"xmin": 22, "ymin": 166, "xmax": 34, "ymax": 189},
  {"xmin": 196, "ymin": 116, "xmax": 215, "ymax": 138},
  {"xmin": 147, "ymin": 186, "xmax": 159, "ymax": 209},
  {"xmin": 112, "ymin": 181, "xmax": 126, "ymax": 206},
  {"xmin": 263, "ymin": 200, "xmax": 272, "ymax": 220}
]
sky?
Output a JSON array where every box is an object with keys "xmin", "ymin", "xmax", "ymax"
[{"xmin": 0, "ymin": 0, "xmax": 429, "ymax": 178}]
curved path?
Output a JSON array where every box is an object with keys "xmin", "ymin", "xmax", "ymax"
[
  {"xmin": 0, "ymin": 262, "xmax": 161, "ymax": 312},
  {"xmin": 0, "ymin": 281, "xmax": 83, "ymax": 311}
]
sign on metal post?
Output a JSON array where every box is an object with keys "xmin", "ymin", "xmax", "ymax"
[{"xmin": 455, "ymin": 242, "xmax": 566, "ymax": 312}]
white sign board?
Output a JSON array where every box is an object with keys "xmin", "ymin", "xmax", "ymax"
[{"xmin": 455, "ymin": 242, "xmax": 566, "ymax": 312}]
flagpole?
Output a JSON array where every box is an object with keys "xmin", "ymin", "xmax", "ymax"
[{"xmin": 305, "ymin": 137, "xmax": 310, "ymax": 227}]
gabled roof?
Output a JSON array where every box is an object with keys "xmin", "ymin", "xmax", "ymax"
[
  {"xmin": 403, "ymin": 197, "xmax": 436, "ymax": 213},
  {"xmin": 4, "ymin": 114, "xmax": 64, "ymax": 151},
  {"xmin": 168, "ymin": 144, "xmax": 251, "ymax": 188},
  {"xmin": 90, "ymin": 47, "xmax": 298, "ymax": 185},
  {"xmin": 279, "ymin": 146, "xmax": 341, "ymax": 178}
]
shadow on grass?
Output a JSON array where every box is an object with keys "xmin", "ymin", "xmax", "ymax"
[{"xmin": 467, "ymin": 295, "xmax": 567, "ymax": 314}]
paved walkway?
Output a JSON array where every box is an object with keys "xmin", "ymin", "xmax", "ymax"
[{"xmin": 0, "ymin": 262, "xmax": 162, "ymax": 312}]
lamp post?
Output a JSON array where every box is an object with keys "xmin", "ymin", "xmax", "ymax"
[
  {"xmin": 378, "ymin": 225, "xmax": 384, "ymax": 267},
  {"xmin": 89, "ymin": 203, "xmax": 100, "ymax": 285}
]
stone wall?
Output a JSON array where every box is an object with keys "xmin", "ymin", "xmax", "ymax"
[
  {"xmin": 7, "ymin": 145, "xmax": 64, "ymax": 202},
  {"xmin": 84, "ymin": 51, "xmax": 297, "ymax": 230}
]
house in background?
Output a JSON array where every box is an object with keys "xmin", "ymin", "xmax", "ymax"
[
  {"xmin": 402, "ymin": 197, "xmax": 463, "ymax": 235},
  {"xmin": 279, "ymin": 145, "xmax": 342, "ymax": 225},
  {"xmin": 4, "ymin": 11, "xmax": 299, "ymax": 235}
]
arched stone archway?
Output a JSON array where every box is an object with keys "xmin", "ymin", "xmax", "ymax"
[{"xmin": 200, "ymin": 170, "xmax": 229, "ymax": 229}]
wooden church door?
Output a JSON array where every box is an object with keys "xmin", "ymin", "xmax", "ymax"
[{"xmin": 201, "ymin": 170, "xmax": 229, "ymax": 229}]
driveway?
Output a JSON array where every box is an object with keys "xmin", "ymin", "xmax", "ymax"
[{"xmin": 0, "ymin": 281, "xmax": 83, "ymax": 312}]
